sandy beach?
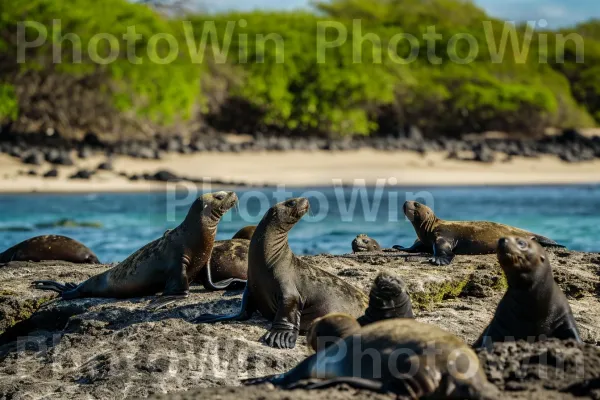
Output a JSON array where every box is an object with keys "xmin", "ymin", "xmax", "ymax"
[{"xmin": 1, "ymin": 149, "xmax": 599, "ymax": 193}]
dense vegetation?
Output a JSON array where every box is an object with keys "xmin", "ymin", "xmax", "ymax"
[{"xmin": 0, "ymin": 0, "xmax": 598, "ymax": 140}]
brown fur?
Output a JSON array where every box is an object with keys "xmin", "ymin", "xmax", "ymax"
[{"xmin": 0, "ymin": 235, "xmax": 99, "ymax": 264}]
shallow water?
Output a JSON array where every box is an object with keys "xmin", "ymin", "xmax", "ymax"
[{"xmin": 0, "ymin": 185, "xmax": 598, "ymax": 262}]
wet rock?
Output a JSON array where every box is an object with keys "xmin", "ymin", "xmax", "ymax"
[
  {"xmin": 8, "ymin": 145, "xmax": 24, "ymax": 158},
  {"xmin": 43, "ymin": 168, "xmax": 59, "ymax": 178},
  {"xmin": 21, "ymin": 151, "xmax": 44, "ymax": 166},
  {"xmin": 473, "ymin": 143, "xmax": 495, "ymax": 163},
  {"xmin": 97, "ymin": 159, "xmax": 113, "ymax": 171},
  {"xmin": 78, "ymin": 146, "xmax": 92, "ymax": 159},
  {"xmin": 46, "ymin": 150, "xmax": 74, "ymax": 166},
  {"xmin": 151, "ymin": 170, "xmax": 180, "ymax": 182},
  {"xmin": 70, "ymin": 169, "xmax": 94, "ymax": 180}
]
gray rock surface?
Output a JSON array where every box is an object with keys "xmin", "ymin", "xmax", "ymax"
[{"xmin": 0, "ymin": 249, "xmax": 598, "ymax": 399}]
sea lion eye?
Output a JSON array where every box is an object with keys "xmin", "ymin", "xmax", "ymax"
[
  {"xmin": 286, "ymin": 200, "xmax": 297, "ymax": 208},
  {"xmin": 517, "ymin": 239, "xmax": 527, "ymax": 249},
  {"xmin": 214, "ymin": 194, "xmax": 225, "ymax": 201}
]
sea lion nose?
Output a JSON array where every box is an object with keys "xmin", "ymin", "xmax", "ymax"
[
  {"xmin": 498, "ymin": 237, "xmax": 511, "ymax": 250},
  {"xmin": 298, "ymin": 197, "xmax": 309, "ymax": 209}
]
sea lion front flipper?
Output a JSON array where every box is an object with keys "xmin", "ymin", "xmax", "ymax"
[
  {"xmin": 530, "ymin": 235, "xmax": 566, "ymax": 248},
  {"xmin": 393, "ymin": 239, "xmax": 430, "ymax": 253},
  {"xmin": 262, "ymin": 293, "xmax": 302, "ymax": 349},
  {"xmin": 286, "ymin": 377, "xmax": 385, "ymax": 393},
  {"xmin": 429, "ymin": 237, "xmax": 455, "ymax": 266},
  {"xmin": 32, "ymin": 280, "xmax": 79, "ymax": 296},
  {"xmin": 146, "ymin": 257, "xmax": 191, "ymax": 311},
  {"xmin": 193, "ymin": 287, "xmax": 256, "ymax": 323},
  {"xmin": 146, "ymin": 293, "xmax": 189, "ymax": 311},
  {"xmin": 552, "ymin": 321, "xmax": 582, "ymax": 342}
]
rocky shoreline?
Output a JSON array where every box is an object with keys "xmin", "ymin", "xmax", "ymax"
[
  {"xmin": 1, "ymin": 128, "xmax": 599, "ymax": 187},
  {"xmin": 0, "ymin": 249, "xmax": 599, "ymax": 399}
]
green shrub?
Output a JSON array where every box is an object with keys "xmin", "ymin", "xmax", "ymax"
[{"xmin": 0, "ymin": 84, "xmax": 18, "ymax": 121}]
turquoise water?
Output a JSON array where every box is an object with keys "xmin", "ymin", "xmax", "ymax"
[{"xmin": 0, "ymin": 185, "xmax": 598, "ymax": 263}]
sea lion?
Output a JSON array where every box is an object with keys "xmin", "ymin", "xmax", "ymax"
[
  {"xmin": 198, "ymin": 238, "xmax": 249, "ymax": 290},
  {"xmin": 306, "ymin": 313, "xmax": 361, "ymax": 353},
  {"xmin": 308, "ymin": 272, "xmax": 414, "ymax": 351},
  {"xmin": 196, "ymin": 226, "xmax": 256, "ymax": 290},
  {"xmin": 474, "ymin": 237, "xmax": 581, "ymax": 348},
  {"xmin": 32, "ymin": 191, "xmax": 238, "ymax": 310},
  {"xmin": 231, "ymin": 225, "xmax": 256, "ymax": 240},
  {"xmin": 357, "ymin": 271, "xmax": 414, "ymax": 325},
  {"xmin": 245, "ymin": 319, "xmax": 492, "ymax": 399},
  {"xmin": 194, "ymin": 197, "xmax": 369, "ymax": 349},
  {"xmin": 395, "ymin": 201, "xmax": 563, "ymax": 265},
  {"xmin": 0, "ymin": 235, "xmax": 99, "ymax": 264},
  {"xmin": 351, "ymin": 234, "xmax": 381, "ymax": 253}
]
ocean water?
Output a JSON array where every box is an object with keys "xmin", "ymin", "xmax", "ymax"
[{"xmin": 0, "ymin": 185, "xmax": 598, "ymax": 263}]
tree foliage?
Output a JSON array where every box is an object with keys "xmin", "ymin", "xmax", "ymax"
[{"xmin": 0, "ymin": 0, "xmax": 598, "ymax": 138}]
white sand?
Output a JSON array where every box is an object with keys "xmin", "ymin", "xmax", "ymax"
[{"xmin": 0, "ymin": 149, "xmax": 599, "ymax": 193}]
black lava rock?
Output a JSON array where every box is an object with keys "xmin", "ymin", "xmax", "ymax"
[
  {"xmin": 70, "ymin": 169, "xmax": 94, "ymax": 180},
  {"xmin": 46, "ymin": 149, "xmax": 74, "ymax": 166},
  {"xmin": 97, "ymin": 160, "xmax": 113, "ymax": 171},
  {"xmin": 152, "ymin": 170, "xmax": 180, "ymax": 182},
  {"xmin": 78, "ymin": 147, "xmax": 91, "ymax": 159},
  {"xmin": 22, "ymin": 151, "xmax": 44, "ymax": 165},
  {"xmin": 43, "ymin": 169, "xmax": 59, "ymax": 178},
  {"xmin": 473, "ymin": 143, "xmax": 495, "ymax": 163}
]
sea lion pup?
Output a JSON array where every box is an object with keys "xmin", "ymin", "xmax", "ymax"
[
  {"xmin": 196, "ymin": 226, "xmax": 257, "ymax": 290},
  {"xmin": 231, "ymin": 225, "xmax": 256, "ymax": 240},
  {"xmin": 308, "ymin": 272, "xmax": 414, "ymax": 351},
  {"xmin": 32, "ymin": 191, "xmax": 238, "ymax": 310},
  {"xmin": 0, "ymin": 235, "xmax": 100, "ymax": 264},
  {"xmin": 357, "ymin": 271, "xmax": 414, "ymax": 325},
  {"xmin": 194, "ymin": 198, "xmax": 369, "ymax": 349},
  {"xmin": 474, "ymin": 237, "xmax": 581, "ymax": 348},
  {"xmin": 306, "ymin": 313, "xmax": 361, "ymax": 353},
  {"xmin": 245, "ymin": 319, "xmax": 492, "ymax": 399},
  {"xmin": 351, "ymin": 234, "xmax": 381, "ymax": 253},
  {"xmin": 394, "ymin": 201, "xmax": 563, "ymax": 266}
]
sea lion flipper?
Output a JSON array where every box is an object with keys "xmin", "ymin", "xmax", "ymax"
[
  {"xmin": 286, "ymin": 377, "xmax": 385, "ymax": 392},
  {"xmin": 31, "ymin": 280, "xmax": 81, "ymax": 299},
  {"xmin": 200, "ymin": 260, "xmax": 248, "ymax": 291},
  {"xmin": 393, "ymin": 239, "xmax": 430, "ymax": 253},
  {"xmin": 263, "ymin": 294, "xmax": 303, "ymax": 349},
  {"xmin": 193, "ymin": 288, "xmax": 256, "ymax": 323},
  {"xmin": 429, "ymin": 237, "xmax": 455, "ymax": 266},
  {"xmin": 552, "ymin": 321, "xmax": 583, "ymax": 342},
  {"xmin": 530, "ymin": 235, "xmax": 566, "ymax": 248},
  {"xmin": 146, "ymin": 293, "xmax": 189, "ymax": 311}
]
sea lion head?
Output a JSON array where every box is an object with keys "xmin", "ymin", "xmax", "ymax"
[
  {"xmin": 351, "ymin": 234, "xmax": 381, "ymax": 252},
  {"xmin": 83, "ymin": 253, "xmax": 100, "ymax": 264},
  {"xmin": 403, "ymin": 201, "xmax": 437, "ymax": 231},
  {"xmin": 497, "ymin": 236, "xmax": 548, "ymax": 285},
  {"xmin": 358, "ymin": 272, "xmax": 413, "ymax": 324},
  {"xmin": 189, "ymin": 191, "xmax": 238, "ymax": 227},
  {"xmin": 306, "ymin": 313, "xmax": 361, "ymax": 352},
  {"xmin": 265, "ymin": 197, "xmax": 310, "ymax": 231}
]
